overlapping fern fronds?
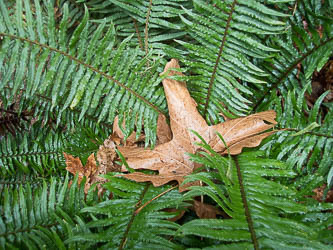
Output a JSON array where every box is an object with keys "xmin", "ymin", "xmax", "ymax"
[
  {"xmin": 169, "ymin": 0, "xmax": 293, "ymax": 123},
  {"xmin": 254, "ymin": 0, "xmax": 333, "ymax": 190},
  {"xmin": 1, "ymin": 0, "xmax": 332, "ymax": 249},
  {"xmin": 66, "ymin": 177, "xmax": 186, "ymax": 249},
  {"xmin": 0, "ymin": 175, "xmax": 91, "ymax": 249},
  {"xmin": 179, "ymin": 141, "xmax": 333, "ymax": 249},
  {"xmin": 0, "ymin": 123, "xmax": 66, "ymax": 177},
  {"xmin": 62, "ymin": 0, "xmax": 191, "ymax": 62},
  {"xmin": 0, "ymin": 0, "xmax": 168, "ymax": 146}
]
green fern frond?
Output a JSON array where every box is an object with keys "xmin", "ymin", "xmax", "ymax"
[
  {"xmin": 0, "ymin": 0, "xmax": 169, "ymax": 146},
  {"xmin": 1, "ymin": 0, "xmax": 332, "ymax": 249},
  {"xmin": 179, "ymin": 145, "xmax": 333, "ymax": 249},
  {"xmin": 253, "ymin": 0, "xmax": 333, "ymax": 191},
  {"xmin": 172, "ymin": 0, "xmax": 293, "ymax": 123},
  {"xmin": 260, "ymin": 88, "xmax": 333, "ymax": 195},
  {"xmin": 0, "ymin": 174, "xmax": 91, "ymax": 249},
  {"xmin": 70, "ymin": 0, "xmax": 190, "ymax": 63},
  {"xmin": 0, "ymin": 124, "xmax": 66, "ymax": 176},
  {"xmin": 67, "ymin": 176, "xmax": 186, "ymax": 249}
]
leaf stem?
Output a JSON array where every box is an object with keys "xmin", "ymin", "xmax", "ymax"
[
  {"xmin": 233, "ymin": 156, "xmax": 259, "ymax": 250},
  {"xmin": 281, "ymin": 128, "xmax": 333, "ymax": 138},
  {"xmin": 144, "ymin": 0, "xmax": 153, "ymax": 56},
  {"xmin": 203, "ymin": 0, "xmax": 237, "ymax": 117},
  {"xmin": 119, "ymin": 183, "xmax": 150, "ymax": 250},
  {"xmin": 132, "ymin": 18, "xmax": 144, "ymax": 51},
  {"xmin": 135, "ymin": 185, "xmax": 178, "ymax": 214}
]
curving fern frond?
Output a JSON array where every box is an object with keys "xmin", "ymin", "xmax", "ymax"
[
  {"xmin": 171, "ymin": 0, "xmax": 293, "ymax": 123},
  {"xmin": 0, "ymin": 174, "xmax": 91, "ymax": 249},
  {"xmin": 0, "ymin": 0, "xmax": 169, "ymax": 146},
  {"xmin": 67, "ymin": 176, "xmax": 186, "ymax": 249},
  {"xmin": 178, "ymin": 142, "xmax": 333, "ymax": 249},
  {"xmin": 260, "ymin": 88, "xmax": 333, "ymax": 196}
]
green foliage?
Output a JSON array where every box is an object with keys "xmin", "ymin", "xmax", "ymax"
[
  {"xmin": 0, "ymin": 175, "xmax": 90, "ymax": 249},
  {"xmin": 173, "ymin": 0, "xmax": 293, "ymax": 121},
  {"xmin": 0, "ymin": 0, "xmax": 167, "ymax": 146},
  {"xmin": 0, "ymin": 124, "xmax": 66, "ymax": 176},
  {"xmin": 179, "ymin": 141, "xmax": 333, "ymax": 249},
  {"xmin": 255, "ymin": 0, "xmax": 333, "ymax": 196},
  {"xmin": 67, "ymin": 177, "xmax": 186, "ymax": 249},
  {"xmin": 0, "ymin": 0, "xmax": 332, "ymax": 249}
]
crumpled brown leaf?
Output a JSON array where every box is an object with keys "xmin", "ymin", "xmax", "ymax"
[
  {"xmin": 115, "ymin": 59, "xmax": 277, "ymax": 190},
  {"xmin": 64, "ymin": 152, "xmax": 106, "ymax": 195},
  {"xmin": 93, "ymin": 59, "xmax": 277, "ymax": 191}
]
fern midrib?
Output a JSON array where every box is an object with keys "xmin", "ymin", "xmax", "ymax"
[
  {"xmin": 203, "ymin": 0, "xmax": 237, "ymax": 117},
  {"xmin": 133, "ymin": 18, "xmax": 144, "ymax": 51},
  {"xmin": 0, "ymin": 32, "xmax": 167, "ymax": 117},
  {"xmin": 252, "ymin": 36, "xmax": 333, "ymax": 111},
  {"xmin": 144, "ymin": 0, "xmax": 153, "ymax": 56},
  {"xmin": 119, "ymin": 183, "xmax": 150, "ymax": 250},
  {"xmin": 281, "ymin": 127, "xmax": 333, "ymax": 138},
  {"xmin": 233, "ymin": 156, "xmax": 259, "ymax": 250}
]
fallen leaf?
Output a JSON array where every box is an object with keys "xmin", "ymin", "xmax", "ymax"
[
  {"xmin": 64, "ymin": 152, "xmax": 106, "ymax": 195},
  {"xmin": 97, "ymin": 137, "xmax": 121, "ymax": 172},
  {"xmin": 112, "ymin": 116, "xmax": 145, "ymax": 146},
  {"xmin": 98, "ymin": 59, "xmax": 277, "ymax": 190}
]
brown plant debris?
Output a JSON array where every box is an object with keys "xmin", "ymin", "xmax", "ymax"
[
  {"xmin": 64, "ymin": 152, "xmax": 108, "ymax": 195},
  {"xmin": 307, "ymin": 59, "xmax": 333, "ymax": 105},
  {"xmin": 192, "ymin": 200, "xmax": 225, "ymax": 219},
  {"xmin": 313, "ymin": 184, "xmax": 333, "ymax": 203},
  {"xmin": 94, "ymin": 59, "xmax": 277, "ymax": 191}
]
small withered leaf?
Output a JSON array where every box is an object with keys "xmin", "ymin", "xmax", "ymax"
[{"xmin": 64, "ymin": 152, "xmax": 105, "ymax": 195}]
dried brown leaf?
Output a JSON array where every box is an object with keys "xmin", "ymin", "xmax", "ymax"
[
  {"xmin": 64, "ymin": 152, "xmax": 85, "ymax": 183},
  {"xmin": 64, "ymin": 152, "xmax": 106, "ymax": 195},
  {"xmin": 99, "ymin": 59, "xmax": 277, "ymax": 190},
  {"xmin": 156, "ymin": 114, "xmax": 172, "ymax": 144}
]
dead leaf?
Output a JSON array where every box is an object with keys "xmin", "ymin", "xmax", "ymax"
[
  {"xmin": 98, "ymin": 59, "xmax": 277, "ymax": 190},
  {"xmin": 156, "ymin": 114, "xmax": 172, "ymax": 144},
  {"xmin": 97, "ymin": 137, "xmax": 121, "ymax": 172},
  {"xmin": 112, "ymin": 116, "xmax": 145, "ymax": 146},
  {"xmin": 313, "ymin": 184, "xmax": 333, "ymax": 203},
  {"xmin": 64, "ymin": 152, "xmax": 106, "ymax": 195},
  {"xmin": 193, "ymin": 200, "xmax": 224, "ymax": 219}
]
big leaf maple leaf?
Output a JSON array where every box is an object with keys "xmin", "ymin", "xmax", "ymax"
[{"xmin": 101, "ymin": 59, "xmax": 277, "ymax": 191}]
